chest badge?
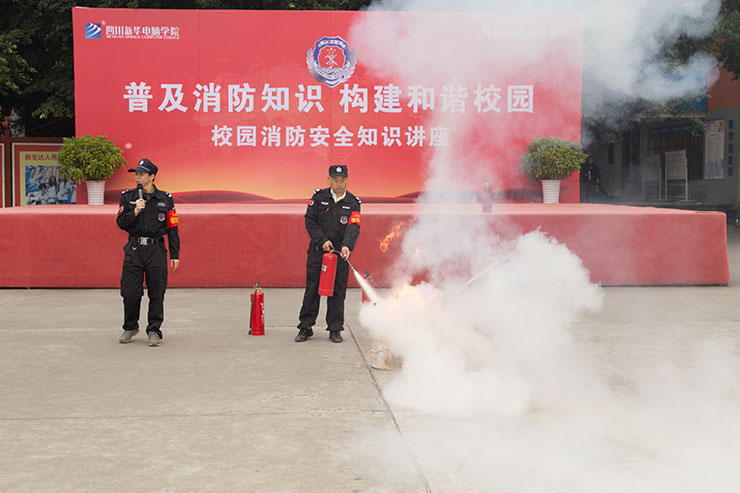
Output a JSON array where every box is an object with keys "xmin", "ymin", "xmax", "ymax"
[
  {"xmin": 340, "ymin": 215, "xmax": 348, "ymax": 225},
  {"xmin": 158, "ymin": 212, "xmax": 166, "ymax": 222}
]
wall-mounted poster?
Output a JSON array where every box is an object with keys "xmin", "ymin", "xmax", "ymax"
[
  {"xmin": 704, "ymin": 120, "xmax": 725, "ymax": 180},
  {"xmin": 12, "ymin": 143, "xmax": 74, "ymax": 206}
]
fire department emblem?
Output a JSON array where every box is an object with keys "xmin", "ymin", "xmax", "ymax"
[{"xmin": 306, "ymin": 36, "xmax": 356, "ymax": 88}]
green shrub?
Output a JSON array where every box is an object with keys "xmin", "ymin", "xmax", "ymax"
[
  {"xmin": 520, "ymin": 137, "xmax": 587, "ymax": 181},
  {"xmin": 57, "ymin": 134, "xmax": 126, "ymax": 182}
]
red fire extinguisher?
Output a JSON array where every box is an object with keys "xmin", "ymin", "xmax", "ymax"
[
  {"xmin": 318, "ymin": 251, "xmax": 338, "ymax": 296},
  {"xmin": 362, "ymin": 271, "xmax": 373, "ymax": 304},
  {"xmin": 249, "ymin": 283, "xmax": 264, "ymax": 336}
]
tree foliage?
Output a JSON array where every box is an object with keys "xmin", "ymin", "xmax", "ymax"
[{"xmin": 714, "ymin": 9, "xmax": 740, "ymax": 79}]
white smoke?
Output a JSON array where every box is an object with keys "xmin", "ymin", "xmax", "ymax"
[
  {"xmin": 351, "ymin": 1, "xmax": 740, "ymax": 489},
  {"xmin": 360, "ymin": 230, "xmax": 605, "ymax": 417},
  {"xmin": 351, "ymin": 0, "xmax": 727, "ymax": 409},
  {"xmin": 353, "ymin": 0, "xmax": 721, "ymax": 147},
  {"xmin": 357, "ymin": 0, "xmax": 721, "ymax": 107}
]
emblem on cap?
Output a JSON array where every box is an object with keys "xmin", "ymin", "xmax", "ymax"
[
  {"xmin": 306, "ymin": 36, "xmax": 356, "ymax": 88},
  {"xmin": 336, "ymin": 167, "xmax": 342, "ymax": 172}
]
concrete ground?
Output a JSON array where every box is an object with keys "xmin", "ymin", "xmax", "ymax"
[{"xmin": 2, "ymin": 228, "xmax": 740, "ymax": 492}]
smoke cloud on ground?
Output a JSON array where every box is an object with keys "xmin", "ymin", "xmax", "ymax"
[{"xmin": 361, "ymin": 230, "xmax": 605, "ymax": 417}]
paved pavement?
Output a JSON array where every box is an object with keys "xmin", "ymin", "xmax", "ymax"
[{"xmin": 2, "ymin": 227, "xmax": 740, "ymax": 492}]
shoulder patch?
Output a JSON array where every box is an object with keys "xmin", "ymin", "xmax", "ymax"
[{"xmin": 121, "ymin": 190, "xmax": 127, "ymax": 195}]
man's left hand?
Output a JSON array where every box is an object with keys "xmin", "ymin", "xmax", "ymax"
[
  {"xmin": 341, "ymin": 246, "xmax": 350, "ymax": 260},
  {"xmin": 170, "ymin": 259, "xmax": 180, "ymax": 271}
]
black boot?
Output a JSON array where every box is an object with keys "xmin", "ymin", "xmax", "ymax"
[
  {"xmin": 295, "ymin": 327, "xmax": 314, "ymax": 342},
  {"xmin": 329, "ymin": 331, "xmax": 343, "ymax": 343}
]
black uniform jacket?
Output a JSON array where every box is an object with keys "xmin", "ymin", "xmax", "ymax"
[
  {"xmin": 304, "ymin": 188, "xmax": 361, "ymax": 251},
  {"xmin": 116, "ymin": 185, "xmax": 180, "ymax": 259}
]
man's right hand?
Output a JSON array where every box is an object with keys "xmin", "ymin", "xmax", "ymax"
[
  {"xmin": 322, "ymin": 240, "xmax": 334, "ymax": 252},
  {"xmin": 134, "ymin": 198, "xmax": 146, "ymax": 215}
]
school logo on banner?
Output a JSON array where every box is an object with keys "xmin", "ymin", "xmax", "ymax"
[
  {"xmin": 306, "ymin": 36, "xmax": 356, "ymax": 88},
  {"xmin": 85, "ymin": 23, "xmax": 102, "ymax": 39}
]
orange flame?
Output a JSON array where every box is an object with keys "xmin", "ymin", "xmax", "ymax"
[
  {"xmin": 379, "ymin": 221, "xmax": 407, "ymax": 253},
  {"xmin": 392, "ymin": 283, "xmax": 414, "ymax": 306}
]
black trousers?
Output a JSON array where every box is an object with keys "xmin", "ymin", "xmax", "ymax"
[
  {"xmin": 581, "ymin": 182, "xmax": 598, "ymax": 203},
  {"xmin": 120, "ymin": 241, "xmax": 168, "ymax": 337},
  {"xmin": 298, "ymin": 245, "xmax": 349, "ymax": 332}
]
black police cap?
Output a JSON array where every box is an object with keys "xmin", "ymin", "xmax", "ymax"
[
  {"xmin": 128, "ymin": 158, "xmax": 158, "ymax": 175},
  {"xmin": 329, "ymin": 165, "xmax": 348, "ymax": 177}
]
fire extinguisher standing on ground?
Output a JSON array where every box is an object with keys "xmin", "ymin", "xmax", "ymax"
[
  {"xmin": 249, "ymin": 283, "xmax": 264, "ymax": 336},
  {"xmin": 362, "ymin": 271, "xmax": 373, "ymax": 304},
  {"xmin": 482, "ymin": 179, "xmax": 493, "ymax": 213}
]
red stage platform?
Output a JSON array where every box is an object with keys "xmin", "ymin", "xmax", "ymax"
[{"xmin": 0, "ymin": 203, "xmax": 728, "ymax": 288}]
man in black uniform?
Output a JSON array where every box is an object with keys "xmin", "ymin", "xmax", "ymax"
[
  {"xmin": 116, "ymin": 158, "xmax": 180, "ymax": 347},
  {"xmin": 296, "ymin": 165, "xmax": 361, "ymax": 344},
  {"xmin": 580, "ymin": 156, "xmax": 601, "ymax": 203}
]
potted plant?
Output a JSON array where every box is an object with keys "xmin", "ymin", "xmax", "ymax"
[
  {"xmin": 520, "ymin": 137, "xmax": 587, "ymax": 204},
  {"xmin": 57, "ymin": 134, "xmax": 127, "ymax": 205}
]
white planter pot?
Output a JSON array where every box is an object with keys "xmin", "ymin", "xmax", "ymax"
[
  {"xmin": 541, "ymin": 179, "xmax": 562, "ymax": 204},
  {"xmin": 85, "ymin": 180, "xmax": 106, "ymax": 205}
]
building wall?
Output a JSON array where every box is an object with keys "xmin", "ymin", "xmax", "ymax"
[
  {"xmin": 587, "ymin": 67, "xmax": 740, "ymax": 206},
  {"xmin": 708, "ymin": 67, "xmax": 740, "ymax": 112}
]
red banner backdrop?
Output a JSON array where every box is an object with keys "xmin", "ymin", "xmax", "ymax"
[{"xmin": 73, "ymin": 8, "xmax": 583, "ymax": 202}]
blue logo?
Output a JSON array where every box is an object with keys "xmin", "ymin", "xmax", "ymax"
[
  {"xmin": 306, "ymin": 36, "xmax": 356, "ymax": 88},
  {"xmin": 85, "ymin": 23, "xmax": 102, "ymax": 39}
]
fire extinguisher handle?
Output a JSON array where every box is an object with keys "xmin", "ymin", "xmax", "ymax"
[{"xmin": 331, "ymin": 247, "xmax": 349, "ymax": 259}]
